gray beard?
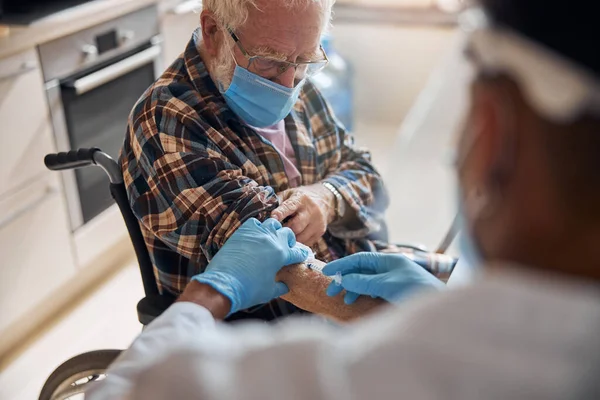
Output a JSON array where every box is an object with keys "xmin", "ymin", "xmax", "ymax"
[{"xmin": 209, "ymin": 43, "xmax": 236, "ymax": 92}]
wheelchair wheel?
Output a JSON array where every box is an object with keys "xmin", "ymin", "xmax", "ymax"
[{"xmin": 39, "ymin": 349, "xmax": 122, "ymax": 400}]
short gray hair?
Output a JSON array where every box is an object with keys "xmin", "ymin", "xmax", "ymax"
[{"xmin": 202, "ymin": 0, "xmax": 335, "ymax": 31}]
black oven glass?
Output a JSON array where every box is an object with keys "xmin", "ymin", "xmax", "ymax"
[{"xmin": 61, "ymin": 63, "xmax": 155, "ymax": 224}]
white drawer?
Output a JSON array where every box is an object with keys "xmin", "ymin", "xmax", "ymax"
[
  {"xmin": 0, "ymin": 176, "xmax": 77, "ymax": 335},
  {"xmin": 0, "ymin": 49, "xmax": 57, "ymax": 199}
]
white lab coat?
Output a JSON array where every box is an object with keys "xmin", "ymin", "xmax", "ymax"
[{"xmin": 87, "ymin": 266, "xmax": 600, "ymax": 400}]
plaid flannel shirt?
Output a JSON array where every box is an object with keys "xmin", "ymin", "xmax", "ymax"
[{"xmin": 122, "ymin": 32, "xmax": 432, "ymax": 296}]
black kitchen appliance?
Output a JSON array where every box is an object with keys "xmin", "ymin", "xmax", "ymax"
[
  {"xmin": 40, "ymin": 5, "xmax": 163, "ymax": 230},
  {"xmin": 0, "ymin": 0, "xmax": 95, "ymax": 25}
]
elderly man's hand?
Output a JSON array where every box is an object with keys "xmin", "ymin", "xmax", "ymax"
[{"xmin": 271, "ymin": 183, "xmax": 336, "ymax": 246}]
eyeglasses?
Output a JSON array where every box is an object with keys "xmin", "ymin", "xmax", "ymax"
[{"xmin": 227, "ymin": 28, "xmax": 329, "ymax": 81}]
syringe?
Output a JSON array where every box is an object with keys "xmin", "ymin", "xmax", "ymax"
[{"xmin": 333, "ymin": 271, "xmax": 342, "ymax": 286}]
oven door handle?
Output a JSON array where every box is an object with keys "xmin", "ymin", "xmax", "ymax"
[{"xmin": 65, "ymin": 45, "xmax": 161, "ymax": 95}]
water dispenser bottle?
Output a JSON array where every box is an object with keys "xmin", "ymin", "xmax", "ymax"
[{"xmin": 312, "ymin": 34, "xmax": 355, "ymax": 132}]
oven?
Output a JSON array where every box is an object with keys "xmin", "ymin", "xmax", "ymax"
[{"xmin": 40, "ymin": 5, "xmax": 163, "ymax": 234}]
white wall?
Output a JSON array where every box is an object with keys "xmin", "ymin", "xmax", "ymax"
[
  {"xmin": 331, "ymin": 23, "xmax": 458, "ymax": 128},
  {"xmin": 330, "ymin": 22, "xmax": 463, "ymax": 248}
]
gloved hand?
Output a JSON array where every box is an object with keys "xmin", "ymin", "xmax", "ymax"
[
  {"xmin": 322, "ymin": 252, "xmax": 445, "ymax": 305},
  {"xmin": 193, "ymin": 218, "xmax": 310, "ymax": 316}
]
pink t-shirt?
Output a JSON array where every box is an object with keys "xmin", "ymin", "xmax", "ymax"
[{"xmin": 252, "ymin": 120, "xmax": 302, "ymax": 188}]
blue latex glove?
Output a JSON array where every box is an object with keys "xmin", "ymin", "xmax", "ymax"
[
  {"xmin": 322, "ymin": 252, "xmax": 445, "ymax": 304},
  {"xmin": 193, "ymin": 218, "xmax": 310, "ymax": 315}
]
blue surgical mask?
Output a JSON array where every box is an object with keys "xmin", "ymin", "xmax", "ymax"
[{"xmin": 219, "ymin": 65, "xmax": 305, "ymax": 128}]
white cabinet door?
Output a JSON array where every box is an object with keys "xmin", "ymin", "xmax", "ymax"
[
  {"xmin": 160, "ymin": 0, "xmax": 202, "ymax": 67},
  {"xmin": 0, "ymin": 175, "xmax": 77, "ymax": 335},
  {"xmin": 0, "ymin": 49, "xmax": 56, "ymax": 198}
]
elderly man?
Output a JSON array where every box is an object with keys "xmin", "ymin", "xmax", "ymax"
[{"xmin": 122, "ymin": 0, "xmax": 451, "ymax": 313}]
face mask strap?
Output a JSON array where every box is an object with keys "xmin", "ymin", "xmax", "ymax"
[{"xmin": 224, "ymin": 34, "xmax": 240, "ymax": 68}]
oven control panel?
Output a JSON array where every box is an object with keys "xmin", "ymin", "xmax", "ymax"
[{"xmin": 38, "ymin": 5, "xmax": 159, "ymax": 82}]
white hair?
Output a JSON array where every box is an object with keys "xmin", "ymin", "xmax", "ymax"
[
  {"xmin": 202, "ymin": 0, "xmax": 335, "ymax": 91},
  {"xmin": 202, "ymin": 0, "xmax": 335, "ymax": 31}
]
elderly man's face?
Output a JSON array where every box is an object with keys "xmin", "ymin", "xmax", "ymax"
[{"xmin": 216, "ymin": 1, "xmax": 325, "ymax": 89}]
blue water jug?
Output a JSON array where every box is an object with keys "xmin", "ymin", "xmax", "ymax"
[{"xmin": 312, "ymin": 34, "xmax": 355, "ymax": 132}]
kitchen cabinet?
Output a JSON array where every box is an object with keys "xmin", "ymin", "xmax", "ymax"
[
  {"xmin": 160, "ymin": 0, "xmax": 201, "ymax": 67},
  {"xmin": 0, "ymin": 49, "xmax": 56, "ymax": 198},
  {"xmin": 0, "ymin": 48, "xmax": 78, "ymax": 350},
  {"xmin": 0, "ymin": 175, "xmax": 77, "ymax": 336}
]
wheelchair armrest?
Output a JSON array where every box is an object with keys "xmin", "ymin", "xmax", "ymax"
[
  {"xmin": 392, "ymin": 242, "xmax": 429, "ymax": 252},
  {"xmin": 137, "ymin": 294, "xmax": 176, "ymax": 326}
]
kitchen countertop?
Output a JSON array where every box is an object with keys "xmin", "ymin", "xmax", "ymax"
[
  {"xmin": 0, "ymin": 0, "xmax": 161, "ymax": 60},
  {"xmin": 0, "ymin": 0, "xmax": 456, "ymax": 60}
]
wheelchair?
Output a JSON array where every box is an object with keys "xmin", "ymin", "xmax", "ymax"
[
  {"xmin": 37, "ymin": 148, "xmax": 172, "ymax": 400},
  {"xmin": 38, "ymin": 147, "xmax": 457, "ymax": 399},
  {"xmin": 38, "ymin": 148, "xmax": 303, "ymax": 399}
]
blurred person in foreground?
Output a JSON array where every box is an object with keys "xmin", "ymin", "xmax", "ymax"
[
  {"xmin": 89, "ymin": 0, "xmax": 600, "ymax": 398},
  {"xmin": 121, "ymin": 0, "xmax": 453, "ymax": 318}
]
